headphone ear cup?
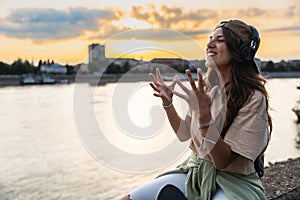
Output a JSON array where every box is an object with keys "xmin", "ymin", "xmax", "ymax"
[
  {"xmin": 239, "ymin": 25, "xmax": 260, "ymax": 61},
  {"xmin": 239, "ymin": 43, "xmax": 254, "ymax": 61}
]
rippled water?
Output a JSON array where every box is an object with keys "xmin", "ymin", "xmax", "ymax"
[{"xmin": 0, "ymin": 79, "xmax": 299, "ymax": 199}]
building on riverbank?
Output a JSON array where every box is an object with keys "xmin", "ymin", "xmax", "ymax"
[
  {"xmin": 87, "ymin": 43, "xmax": 197, "ymax": 74},
  {"xmin": 40, "ymin": 62, "xmax": 67, "ymax": 74},
  {"xmin": 88, "ymin": 43, "xmax": 144, "ymax": 74}
]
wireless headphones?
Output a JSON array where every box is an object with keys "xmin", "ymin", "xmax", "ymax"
[{"xmin": 239, "ymin": 25, "xmax": 260, "ymax": 61}]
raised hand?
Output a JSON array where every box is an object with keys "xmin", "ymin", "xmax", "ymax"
[
  {"xmin": 173, "ymin": 68, "xmax": 217, "ymax": 122},
  {"xmin": 149, "ymin": 68, "xmax": 178, "ymax": 106}
]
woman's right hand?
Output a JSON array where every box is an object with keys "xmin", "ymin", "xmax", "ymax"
[{"xmin": 149, "ymin": 68, "xmax": 178, "ymax": 106}]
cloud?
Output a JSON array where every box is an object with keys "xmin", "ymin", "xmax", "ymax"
[
  {"xmin": 264, "ymin": 26, "xmax": 300, "ymax": 32},
  {"xmin": 236, "ymin": 7, "xmax": 266, "ymax": 17},
  {"xmin": 96, "ymin": 28, "xmax": 205, "ymax": 41},
  {"xmin": 283, "ymin": 5, "xmax": 297, "ymax": 17},
  {"xmin": 88, "ymin": 23, "xmax": 132, "ymax": 40},
  {"xmin": 104, "ymin": 4, "xmax": 300, "ymax": 41},
  {"xmin": 0, "ymin": 5, "xmax": 298, "ymax": 43},
  {"xmin": 130, "ymin": 5, "xmax": 218, "ymax": 29},
  {"xmin": 0, "ymin": 7, "xmax": 125, "ymax": 42},
  {"xmin": 130, "ymin": 4, "xmax": 300, "ymax": 33}
]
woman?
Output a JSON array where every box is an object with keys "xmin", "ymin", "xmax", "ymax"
[{"xmin": 121, "ymin": 19, "xmax": 272, "ymax": 200}]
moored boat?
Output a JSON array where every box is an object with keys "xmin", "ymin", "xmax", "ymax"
[
  {"xmin": 41, "ymin": 76, "xmax": 56, "ymax": 84},
  {"xmin": 21, "ymin": 75, "xmax": 37, "ymax": 85}
]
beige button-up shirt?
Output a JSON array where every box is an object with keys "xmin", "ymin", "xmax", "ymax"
[{"xmin": 186, "ymin": 89, "xmax": 269, "ymax": 175}]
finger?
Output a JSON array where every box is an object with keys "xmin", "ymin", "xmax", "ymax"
[
  {"xmin": 149, "ymin": 83, "xmax": 159, "ymax": 93},
  {"xmin": 156, "ymin": 68, "xmax": 164, "ymax": 83},
  {"xmin": 197, "ymin": 68, "xmax": 204, "ymax": 93},
  {"xmin": 172, "ymin": 90, "xmax": 188, "ymax": 101},
  {"xmin": 175, "ymin": 78, "xmax": 190, "ymax": 94},
  {"xmin": 149, "ymin": 72, "xmax": 158, "ymax": 83},
  {"xmin": 170, "ymin": 75, "xmax": 178, "ymax": 89},
  {"xmin": 185, "ymin": 69, "xmax": 197, "ymax": 92},
  {"xmin": 153, "ymin": 93, "xmax": 163, "ymax": 98}
]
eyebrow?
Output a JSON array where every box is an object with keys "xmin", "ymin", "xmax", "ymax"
[{"xmin": 209, "ymin": 35, "xmax": 225, "ymax": 39}]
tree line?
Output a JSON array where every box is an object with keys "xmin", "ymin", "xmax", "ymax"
[
  {"xmin": 261, "ymin": 60, "xmax": 300, "ymax": 72},
  {"xmin": 1, "ymin": 58, "xmax": 300, "ymax": 75},
  {"xmin": 0, "ymin": 59, "xmax": 76, "ymax": 75}
]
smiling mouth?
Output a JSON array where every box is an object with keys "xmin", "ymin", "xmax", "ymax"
[{"xmin": 207, "ymin": 52, "xmax": 217, "ymax": 57}]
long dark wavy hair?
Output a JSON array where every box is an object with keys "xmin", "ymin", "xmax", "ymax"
[{"xmin": 206, "ymin": 26, "xmax": 273, "ymax": 138}]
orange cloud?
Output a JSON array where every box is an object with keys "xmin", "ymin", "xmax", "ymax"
[
  {"xmin": 130, "ymin": 4, "xmax": 218, "ymax": 29},
  {"xmin": 129, "ymin": 4, "xmax": 300, "ymax": 34}
]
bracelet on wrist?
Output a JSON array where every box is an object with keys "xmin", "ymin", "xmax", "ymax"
[
  {"xmin": 162, "ymin": 101, "xmax": 173, "ymax": 109},
  {"xmin": 199, "ymin": 119, "xmax": 214, "ymax": 129}
]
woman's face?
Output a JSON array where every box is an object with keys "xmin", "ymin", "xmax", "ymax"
[{"xmin": 205, "ymin": 27, "xmax": 232, "ymax": 71}]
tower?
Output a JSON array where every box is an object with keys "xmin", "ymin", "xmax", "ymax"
[
  {"xmin": 88, "ymin": 43, "xmax": 106, "ymax": 63},
  {"xmin": 88, "ymin": 43, "xmax": 108, "ymax": 73}
]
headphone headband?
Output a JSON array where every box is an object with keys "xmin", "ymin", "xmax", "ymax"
[
  {"xmin": 218, "ymin": 20, "xmax": 260, "ymax": 61},
  {"xmin": 240, "ymin": 25, "xmax": 260, "ymax": 61}
]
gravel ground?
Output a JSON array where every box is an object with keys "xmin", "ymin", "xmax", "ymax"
[{"xmin": 261, "ymin": 157, "xmax": 300, "ymax": 199}]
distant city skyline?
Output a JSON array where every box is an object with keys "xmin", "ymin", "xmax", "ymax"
[{"xmin": 0, "ymin": 0, "xmax": 299, "ymax": 65}]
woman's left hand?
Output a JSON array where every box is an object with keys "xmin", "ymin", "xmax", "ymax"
[
  {"xmin": 173, "ymin": 68, "xmax": 216, "ymax": 123},
  {"xmin": 149, "ymin": 68, "xmax": 177, "ymax": 106}
]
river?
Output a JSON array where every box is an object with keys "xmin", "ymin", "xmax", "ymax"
[{"xmin": 0, "ymin": 78, "xmax": 299, "ymax": 199}]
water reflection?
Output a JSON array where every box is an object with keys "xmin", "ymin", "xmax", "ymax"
[
  {"xmin": 295, "ymin": 123, "xmax": 300, "ymax": 149},
  {"xmin": 0, "ymin": 79, "xmax": 300, "ymax": 199}
]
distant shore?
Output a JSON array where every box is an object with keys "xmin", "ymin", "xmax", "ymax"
[
  {"xmin": 1, "ymin": 71, "xmax": 300, "ymax": 86},
  {"xmin": 262, "ymin": 71, "xmax": 300, "ymax": 79},
  {"xmin": 0, "ymin": 74, "xmax": 77, "ymax": 86}
]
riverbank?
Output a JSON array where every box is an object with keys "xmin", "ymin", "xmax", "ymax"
[
  {"xmin": 0, "ymin": 74, "xmax": 77, "ymax": 86},
  {"xmin": 0, "ymin": 74, "xmax": 151, "ymax": 86},
  {"xmin": 262, "ymin": 157, "xmax": 300, "ymax": 199},
  {"xmin": 262, "ymin": 71, "xmax": 300, "ymax": 79},
  {"xmin": 1, "ymin": 71, "xmax": 300, "ymax": 86}
]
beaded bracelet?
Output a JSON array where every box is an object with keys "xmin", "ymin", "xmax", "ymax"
[
  {"xmin": 162, "ymin": 101, "xmax": 173, "ymax": 109},
  {"xmin": 199, "ymin": 119, "xmax": 215, "ymax": 129}
]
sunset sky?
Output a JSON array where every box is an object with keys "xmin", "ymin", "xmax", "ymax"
[{"xmin": 0, "ymin": 0, "xmax": 299, "ymax": 65}]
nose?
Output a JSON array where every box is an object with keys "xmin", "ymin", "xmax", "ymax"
[{"xmin": 207, "ymin": 40, "xmax": 216, "ymax": 49}]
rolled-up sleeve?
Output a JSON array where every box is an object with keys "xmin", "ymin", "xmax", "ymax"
[{"xmin": 223, "ymin": 91, "xmax": 269, "ymax": 161}]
